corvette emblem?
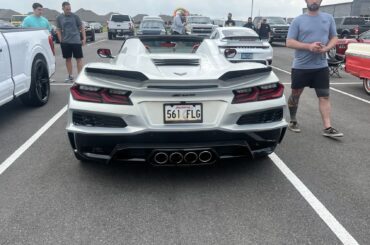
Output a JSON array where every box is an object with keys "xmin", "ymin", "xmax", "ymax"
[{"xmin": 174, "ymin": 72, "xmax": 187, "ymax": 76}]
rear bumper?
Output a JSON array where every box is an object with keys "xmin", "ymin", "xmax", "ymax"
[
  {"xmin": 68, "ymin": 128, "xmax": 286, "ymax": 165},
  {"xmin": 109, "ymin": 29, "xmax": 134, "ymax": 35}
]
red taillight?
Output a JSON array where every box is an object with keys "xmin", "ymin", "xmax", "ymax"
[
  {"xmin": 232, "ymin": 83, "xmax": 284, "ymax": 104},
  {"xmin": 70, "ymin": 84, "xmax": 132, "ymax": 105},
  {"xmin": 48, "ymin": 35, "xmax": 55, "ymax": 56}
]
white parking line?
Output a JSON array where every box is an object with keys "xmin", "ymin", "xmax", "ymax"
[
  {"xmin": 269, "ymin": 153, "xmax": 359, "ymax": 245},
  {"xmin": 0, "ymin": 105, "xmax": 68, "ymax": 175},
  {"xmin": 87, "ymin": 39, "xmax": 107, "ymax": 46},
  {"xmin": 272, "ymin": 66, "xmax": 370, "ymax": 104}
]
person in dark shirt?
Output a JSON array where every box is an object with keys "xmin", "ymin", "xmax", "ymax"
[
  {"xmin": 225, "ymin": 13, "xmax": 235, "ymax": 27},
  {"xmin": 243, "ymin": 17, "xmax": 256, "ymax": 31},
  {"xmin": 258, "ymin": 19, "xmax": 271, "ymax": 40}
]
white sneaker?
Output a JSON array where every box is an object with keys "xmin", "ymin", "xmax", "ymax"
[{"xmin": 64, "ymin": 75, "xmax": 74, "ymax": 83}]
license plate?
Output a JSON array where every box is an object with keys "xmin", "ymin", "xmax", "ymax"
[
  {"xmin": 164, "ymin": 103, "xmax": 202, "ymax": 124},
  {"xmin": 241, "ymin": 53, "xmax": 253, "ymax": 59}
]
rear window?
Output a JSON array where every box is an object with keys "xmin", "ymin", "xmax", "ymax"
[
  {"xmin": 187, "ymin": 17, "xmax": 211, "ymax": 24},
  {"xmin": 141, "ymin": 21, "xmax": 164, "ymax": 29},
  {"xmin": 343, "ymin": 18, "xmax": 366, "ymax": 25},
  {"xmin": 139, "ymin": 37, "xmax": 202, "ymax": 54},
  {"xmin": 111, "ymin": 15, "xmax": 130, "ymax": 22},
  {"xmin": 222, "ymin": 29, "xmax": 258, "ymax": 38},
  {"xmin": 234, "ymin": 20, "xmax": 246, "ymax": 27},
  {"xmin": 266, "ymin": 17, "xmax": 286, "ymax": 24}
]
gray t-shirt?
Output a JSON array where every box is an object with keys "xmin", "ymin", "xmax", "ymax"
[
  {"xmin": 56, "ymin": 13, "xmax": 82, "ymax": 44},
  {"xmin": 287, "ymin": 12, "xmax": 337, "ymax": 69}
]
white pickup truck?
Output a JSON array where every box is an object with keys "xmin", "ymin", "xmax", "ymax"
[
  {"xmin": 0, "ymin": 28, "xmax": 55, "ymax": 107},
  {"xmin": 107, "ymin": 14, "xmax": 134, "ymax": 40}
]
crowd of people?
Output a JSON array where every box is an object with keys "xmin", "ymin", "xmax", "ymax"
[{"xmin": 170, "ymin": 10, "xmax": 273, "ymax": 41}]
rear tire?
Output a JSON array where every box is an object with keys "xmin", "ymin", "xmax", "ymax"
[
  {"xmin": 363, "ymin": 79, "xmax": 370, "ymax": 95},
  {"xmin": 20, "ymin": 56, "xmax": 50, "ymax": 107}
]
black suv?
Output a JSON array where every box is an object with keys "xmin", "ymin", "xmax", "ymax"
[
  {"xmin": 334, "ymin": 17, "xmax": 366, "ymax": 38},
  {"xmin": 253, "ymin": 16, "xmax": 289, "ymax": 44}
]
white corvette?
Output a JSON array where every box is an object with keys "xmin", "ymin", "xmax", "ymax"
[
  {"xmin": 66, "ymin": 35, "xmax": 287, "ymax": 166},
  {"xmin": 210, "ymin": 27, "xmax": 274, "ymax": 65}
]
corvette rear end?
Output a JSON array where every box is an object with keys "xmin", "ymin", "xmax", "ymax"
[{"xmin": 66, "ymin": 35, "xmax": 287, "ymax": 166}]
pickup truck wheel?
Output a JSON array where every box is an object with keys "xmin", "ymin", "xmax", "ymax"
[
  {"xmin": 363, "ymin": 79, "xmax": 370, "ymax": 95},
  {"xmin": 20, "ymin": 57, "xmax": 50, "ymax": 107}
]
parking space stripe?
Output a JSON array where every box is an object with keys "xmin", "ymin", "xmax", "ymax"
[
  {"xmin": 87, "ymin": 39, "xmax": 107, "ymax": 46},
  {"xmin": 269, "ymin": 153, "xmax": 359, "ymax": 245},
  {"xmin": 330, "ymin": 87, "xmax": 370, "ymax": 105},
  {"xmin": 272, "ymin": 66, "xmax": 370, "ymax": 104},
  {"xmin": 0, "ymin": 105, "xmax": 68, "ymax": 175}
]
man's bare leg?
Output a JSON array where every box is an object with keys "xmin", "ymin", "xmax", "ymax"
[
  {"xmin": 66, "ymin": 58, "xmax": 73, "ymax": 76},
  {"xmin": 76, "ymin": 58, "xmax": 83, "ymax": 74},
  {"xmin": 319, "ymin": 96, "xmax": 331, "ymax": 129}
]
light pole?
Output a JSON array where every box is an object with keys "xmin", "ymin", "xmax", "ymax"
[{"xmin": 251, "ymin": 0, "xmax": 254, "ymax": 18}]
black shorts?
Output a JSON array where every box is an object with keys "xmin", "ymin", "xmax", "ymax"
[
  {"xmin": 61, "ymin": 43, "xmax": 83, "ymax": 59},
  {"xmin": 291, "ymin": 67, "xmax": 330, "ymax": 97}
]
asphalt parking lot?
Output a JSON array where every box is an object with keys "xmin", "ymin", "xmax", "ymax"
[{"xmin": 0, "ymin": 32, "xmax": 369, "ymax": 244}]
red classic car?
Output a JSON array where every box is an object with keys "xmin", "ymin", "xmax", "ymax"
[
  {"xmin": 334, "ymin": 30, "xmax": 370, "ymax": 60},
  {"xmin": 345, "ymin": 43, "xmax": 370, "ymax": 95}
]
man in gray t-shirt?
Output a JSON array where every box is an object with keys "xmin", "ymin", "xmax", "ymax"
[
  {"xmin": 285, "ymin": 0, "xmax": 343, "ymax": 138},
  {"xmin": 56, "ymin": 2, "xmax": 86, "ymax": 83}
]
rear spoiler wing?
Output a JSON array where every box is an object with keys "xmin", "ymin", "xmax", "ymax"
[
  {"xmin": 219, "ymin": 66, "xmax": 272, "ymax": 81},
  {"xmin": 85, "ymin": 67, "xmax": 148, "ymax": 82}
]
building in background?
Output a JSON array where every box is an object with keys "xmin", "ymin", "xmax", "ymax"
[{"xmin": 303, "ymin": 0, "xmax": 370, "ymax": 21}]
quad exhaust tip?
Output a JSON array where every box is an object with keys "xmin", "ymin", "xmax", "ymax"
[
  {"xmin": 184, "ymin": 152, "xmax": 198, "ymax": 164},
  {"xmin": 153, "ymin": 150, "xmax": 214, "ymax": 165},
  {"xmin": 198, "ymin": 151, "xmax": 213, "ymax": 163},
  {"xmin": 169, "ymin": 152, "xmax": 184, "ymax": 164},
  {"xmin": 154, "ymin": 152, "xmax": 169, "ymax": 165}
]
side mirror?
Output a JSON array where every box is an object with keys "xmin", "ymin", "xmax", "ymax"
[
  {"xmin": 224, "ymin": 48, "xmax": 237, "ymax": 58},
  {"xmin": 97, "ymin": 48, "xmax": 113, "ymax": 58}
]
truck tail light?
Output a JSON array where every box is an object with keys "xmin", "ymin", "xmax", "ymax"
[
  {"xmin": 232, "ymin": 83, "xmax": 284, "ymax": 104},
  {"xmin": 48, "ymin": 35, "xmax": 55, "ymax": 56},
  {"xmin": 70, "ymin": 84, "xmax": 132, "ymax": 105}
]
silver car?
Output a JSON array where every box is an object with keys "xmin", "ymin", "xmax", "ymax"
[
  {"xmin": 66, "ymin": 35, "xmax": 287, "ymax": 166},
  {"xmin": 210, "ymin": 27, "xmax": 274, "ymax": 65}
]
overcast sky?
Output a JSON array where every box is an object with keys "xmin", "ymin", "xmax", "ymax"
[{"xmin": 0, "ymin": 0, "xmax": 351, "ymax": 18}]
